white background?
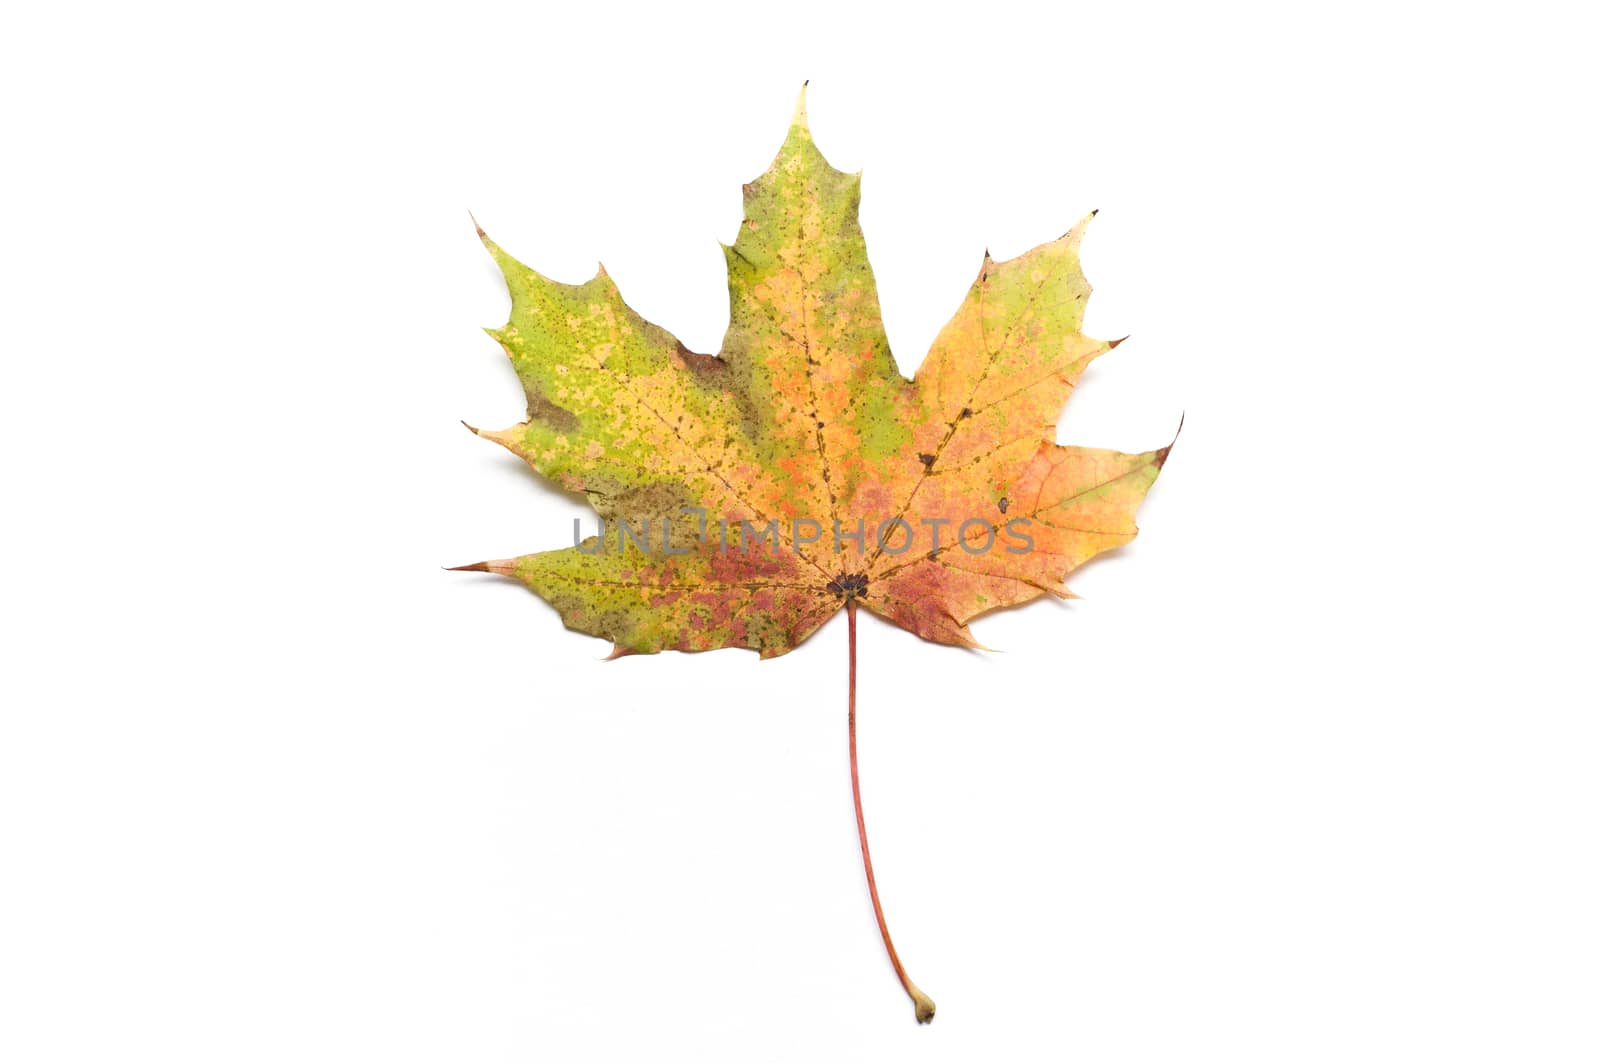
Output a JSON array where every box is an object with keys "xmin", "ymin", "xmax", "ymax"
[{"xmin": 3, "ymin": 2, "xmax": 1596, "ymax": 1060}]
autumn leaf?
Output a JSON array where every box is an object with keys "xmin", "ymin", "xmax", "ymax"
[{"xmin": 454, "ymin": 85, "xmax": 1174, "ymax": 1023}]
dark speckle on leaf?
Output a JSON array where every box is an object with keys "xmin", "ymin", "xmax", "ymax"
[{"xmin": 825, "ymin": 572, "xmax": 869, "ymax": 601}]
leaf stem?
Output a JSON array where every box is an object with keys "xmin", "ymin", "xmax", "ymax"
[{"xmin": 847, "ymin": 601, "xmax": 936, "ymax": 1024}]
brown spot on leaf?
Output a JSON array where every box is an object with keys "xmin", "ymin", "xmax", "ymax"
[
  {"xmin": 676, "ymin": 343, "xmax": 727, "ymax": 375},
  {"xmin": 526, "ymin": 389, "xmax": 579, "ymax": 433}
]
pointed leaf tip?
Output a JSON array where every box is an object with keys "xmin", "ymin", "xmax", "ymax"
[
  {"xmin": 449, "ymin": 557, "xmax": 521, "ymax": 577},
  {"xmin": 1155, "ymin": 413, "xmax": 1186, "ymax": 468},
  {"xmin": 791, "ymin": 82, "xmax": 810, "ymax": 131}
]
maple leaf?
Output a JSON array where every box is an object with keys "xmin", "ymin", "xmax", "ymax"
[{"xmin": 454, "ymin": 86, "xmax": 1174, "ymax": 1023}]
